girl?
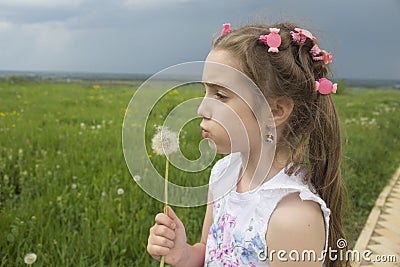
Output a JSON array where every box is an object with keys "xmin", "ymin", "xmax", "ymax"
[{"xmin": 147, "ymin": 22, "xmax": 346, "ymax": 267}]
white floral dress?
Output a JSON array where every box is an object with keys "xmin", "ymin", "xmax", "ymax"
[{"xmin": 204, "ymin": 153, "xmax": 331, "ymax": 267}]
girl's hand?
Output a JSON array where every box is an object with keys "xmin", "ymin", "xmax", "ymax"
[{"xmin": 147, "ymin": 206, "xmax": 188, "ymax": 266}]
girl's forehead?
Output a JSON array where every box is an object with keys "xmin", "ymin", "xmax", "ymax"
[
  {"xmin": 202, "ymin": 60, "xmax": 255, "ymax": 96},
  {"xmin": 205, "ymin": 49, "xmax": 240, "ymax": 67}
]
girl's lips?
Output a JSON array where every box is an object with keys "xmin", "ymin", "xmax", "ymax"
[{"xmin": 202, "ymin": 129, "xmax": 209, "ymax": 138}]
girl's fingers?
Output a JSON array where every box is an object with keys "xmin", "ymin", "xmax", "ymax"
[
  {"xmin": 147, "ymin": 244, "xmax": 170, "ymax": 258},
  {"xmin": 155, "ymin": 213, "xmax": 176, "ymax": 230},
  {"xmin": 150, "ymin": 235, "xmax": 175, "ymax": 248},
  {"xmin": 165, "ymin": 206, "xmax": 185, "ymax": 229},
  {"xmin": 152, "ymin": 224, "xmax": 176, "ymax": 240}
]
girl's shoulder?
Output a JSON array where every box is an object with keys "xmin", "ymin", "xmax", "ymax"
[{"xmin": 266, "ymin": 192, "xmax": 327, "ymax": 264}]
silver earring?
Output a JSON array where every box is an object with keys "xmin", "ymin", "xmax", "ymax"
[{"xmin": 265, "ymin": 133, "xmax": 274, "ymax": 144}]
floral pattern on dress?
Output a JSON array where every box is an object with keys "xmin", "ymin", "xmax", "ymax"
[{"xmin": 205, "ymin": 199, "xmax": 267, "ymax": 267}]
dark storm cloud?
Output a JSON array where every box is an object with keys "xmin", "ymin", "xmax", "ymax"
[{"xmin": 0, "ymin": 0, "xmax": 399, "ymax": 79}]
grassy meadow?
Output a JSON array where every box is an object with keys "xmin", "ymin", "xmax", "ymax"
[{"xmin": 0, "ymin": 80, "xmax": 399, "ymax": 266}]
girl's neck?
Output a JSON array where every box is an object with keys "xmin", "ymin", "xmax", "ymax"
[{"xmin": 237, "ymin": 146, "xmax": 290, "ymax": 193}]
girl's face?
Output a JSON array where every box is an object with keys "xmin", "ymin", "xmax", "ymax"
[{"xmin": 197, "ymin": 49, "xmax": 263, "ymax": 154}]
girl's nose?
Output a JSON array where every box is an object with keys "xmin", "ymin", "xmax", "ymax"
[{"xmin": 197, "ymin": 97, "xmax": 212, "ymax": 119}]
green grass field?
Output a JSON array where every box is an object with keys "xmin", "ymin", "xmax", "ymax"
[{"xmin": 0, "ymin": 81, "xmax": 399, "ymax": 266}]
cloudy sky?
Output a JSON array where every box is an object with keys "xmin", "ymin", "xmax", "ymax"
[{"xmin": 0, "ymin": 0, "xmax": 399, "ymax": 80}]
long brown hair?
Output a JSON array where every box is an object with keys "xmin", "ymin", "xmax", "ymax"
[{"xmin": 213, "ymin": 22, "xmax": 346, "ymax": 267}]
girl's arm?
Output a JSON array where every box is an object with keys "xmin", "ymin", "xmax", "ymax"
[
  {"xmin": 266, "ymin": 193, "xmax": 326, "ymax": 267},
  {"xmin": 174, "ymin": 201, "xmax": 213, "ymax": 267},
  {"xmin": 147, "ymin": 200, "xmax": 213, "ymax": 267}
]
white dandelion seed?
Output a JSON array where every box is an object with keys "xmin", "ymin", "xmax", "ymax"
[
  {"xmin": 117, "ymin": 188, "xmax": 124, "ymax": 195},
  {"xmin": 133, "ymin": 175, "xmax": 141, "ymax": 182},
  {"xmin": 71, "ymin": 183, "xmax": 77, "ymax": 189},
  {"xmin": 24, "ymin": 253, "xmax": 37, "ymax": 265},
  {"xmin": 151, "ymin": 126, "xmax": 179, "ymax": 156}
]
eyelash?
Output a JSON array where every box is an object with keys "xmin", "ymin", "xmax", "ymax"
[
  {"xmin": 215, "ymin": 92, "xmax": 228, "ymax": 100},
  {"xmin": 203, "ymin": 86, "xmax": 228, "ymax": 100}
]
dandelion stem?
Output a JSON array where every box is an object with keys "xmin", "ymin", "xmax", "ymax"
[
  {"xmin": 160, "ymin": 158, "xmax": 169, "ymax": 267},
  {"xmin": 164, "ymin": 158, "xmax": 169, "ymax": 215},
  {"xmin": 160, "ymin": 254, "xmax": 166, "ymax": 267}
]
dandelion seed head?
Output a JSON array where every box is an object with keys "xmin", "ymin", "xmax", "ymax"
[
  {"xmin": 117, "ymin": 188, "xmax": 124, "ymax": 195},
  {"xmin": 151, "ymin": 126, "xmax": 179, "ymax": 156},
  {"xmin": 71, "ymin": 183, "xmax": 77, "ymax": 189},
  {"xmin": 133, "ymin": 175, "xmax": 141, "ymax": 182},
  {"xmin": 24, "ymin": 253, "xmax": 37, "ymax": 265}
]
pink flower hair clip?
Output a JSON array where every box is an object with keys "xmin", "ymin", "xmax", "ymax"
[
  {"xmin": 291, "ymin": 27, "xmax": 317, "ymax": 44},
  {"xmin": 310, "ymin": 44, "xmax": 333, "ymax": 64},
  {"xmin": 221, "ymin": 23, "xmax": 232, "ymax": 36},
  {"xmin": 315, "ymin": 78, "xmax": 337, "ymax": 95},
  {"xmin": 259, "ymin": 28, "xmax": 282, "ymax": 53}
]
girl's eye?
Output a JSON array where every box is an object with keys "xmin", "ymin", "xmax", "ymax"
[{"xmin": 215, "ymin": 92, "xmax": 228, "ymax": 100}]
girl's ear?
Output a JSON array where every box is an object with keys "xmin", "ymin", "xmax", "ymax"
[{"xmin": 269, "ymin": 96, "xmax": 294, "ymax": 127}]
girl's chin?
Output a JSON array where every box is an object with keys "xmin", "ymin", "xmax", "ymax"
[{"xmin": 207, "ymin": 139, "xmax": 231, "ymax": 154}]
